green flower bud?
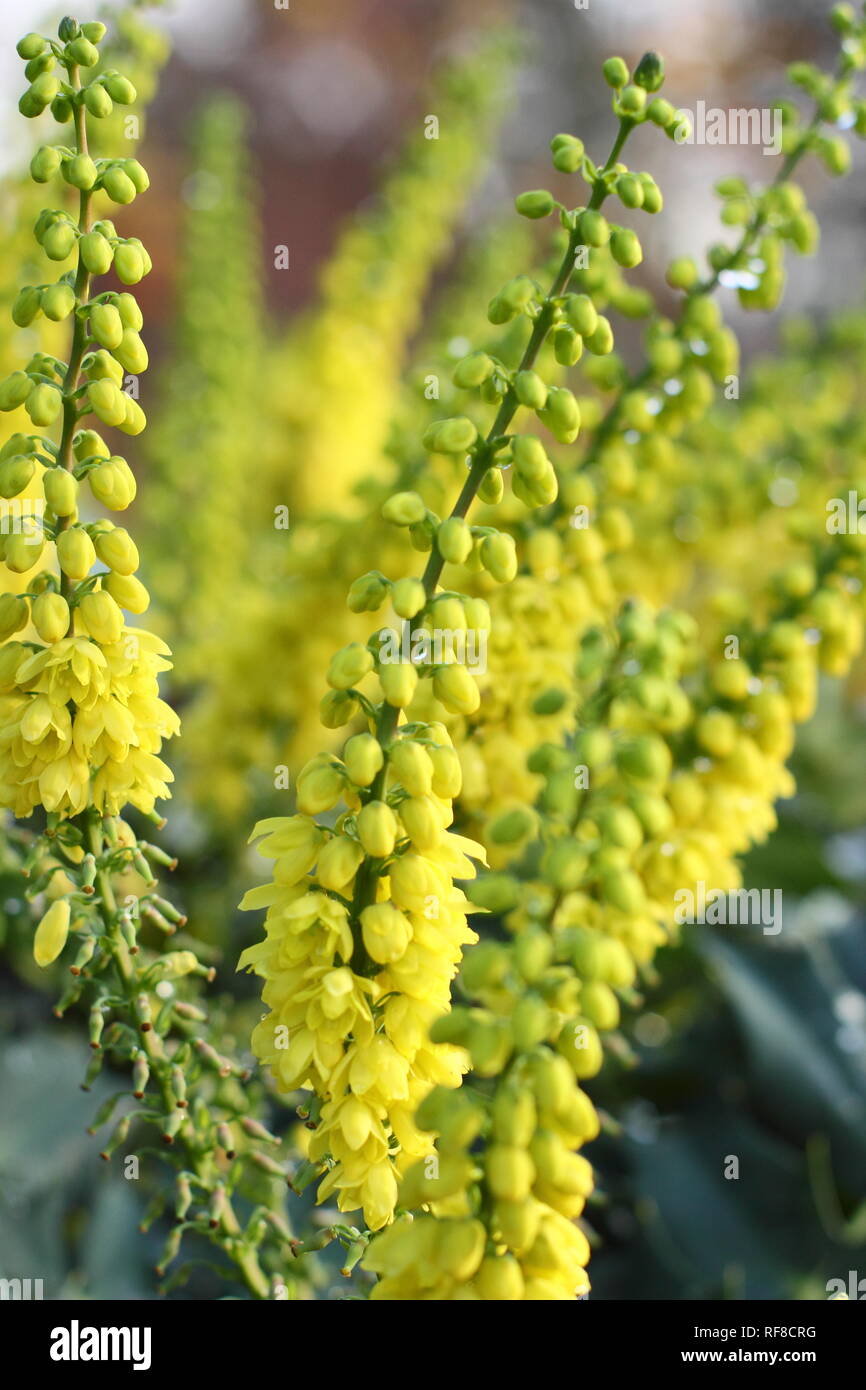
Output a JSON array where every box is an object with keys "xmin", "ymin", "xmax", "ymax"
[
  {"xmin": 341, "ymin": 732, "xmax": 384, "ymax": 788},
  {"xmin": 124, "ymin": 159, "xmax": 150, "ymax": 194},
  {"xmin": 84, "ymin": 83, "xmax": 113, "ymax": 118},
  {"xmin": 94, "ymin": 525, "xmax": 138, "ymax": 574},
  {"xmin": 429, "ymin": 744, "xmax": 462, "ymax": 798},
  {"xmin": 634, "ymin": 51, "xmax": 665, "ymax": 92},
  {"xmin": 379, "ymin": 661, "xmax": 418, "ymax": 708},
  {"xmin": 112, "ymin": 242, "xmax": 145, "ymax": 285},
  {"xmin": 553, "ymin": 324, "xmax": 583, "ymax": 366},
  {"xmin": 602, "ymin": 56, "xmax": 629, "ymax": 89},
  {"xmin": 817, "ymin": 134, "xmax": 851, "ymax": 176},
  {"xmin": 51, "ymin": 93, "xmax": 72, "ymax": 123},
  {"xmin": 557, "ymin": 1018, "xmax": 604, "ymax": 1078},
  {"xmin": 409, "ymin": 516, "xmax": 435, "ymax": 551},
  {"xmin": 600, "ymin": 866, "xmax": 646, "ymax": 914},
  {"xmin": 27, "ymin": 72, "xmax": 59, "ymax": 107},
  {"xmin": 514, "ymin": 369, "xmax": 548, "ymax": 409},
  {"xmin": 489, "ymin": 806, "xmax": 536, "ymax": 845},
  {"xmin": 478, "ymin": 467, "xmax": 504, "ymax": 504},
  {"xmin": 647, "ymin": 97, "xmax": 675, "ymax": 127},
  {"xmin": 610, "ymin": 226, "xmax": 643, "ymax": 268},
  {"xmin": 538, "ymin": 385, "xmax": 581, "ymax": 442},
  {"xmin": 542, "ymin": 838, "xmax": 589, "ymax": 891},
  {"xmin": 390, "ymin": 576, "xmax": 426, "ymax": 619},
  {"xmin": 422, "ymin": 416, "xmax": 478, "ymax": 454},
  {"xmin": 101, "ymin": 165, "xmax": 137, "ymax": 204},
  {"xmin": 616, "ymin": 732, "xmax": 672, "ymax": 785},
  {"xmin": 89, "ymin": 456, "xmax": 136, "ymax": 509},
  {"xmin": 0, "ymin": 371, "xmax": 34, "ymax": 411},
  {"xmin": 296, "ymin": 756, "xmax": 344, "ymax": 815},
  {"xmin": 42, "ymin": 221, "xmax": 76, "ymax": 261},
  {"xmin": 41, "ymin": 283, "xmax": 75, "ymax": 322},
  {"xmin": 57, "ymin": 526, "xmax": 96, "ymax": 580},
  {"xmin": 360, "ymin": 902, "xmax": 412, "ymax": 964},
  {"xmin": 616, "ymin": 173, "xmax": 644, "ymax": 208},
  {"xmin": 432, "ymin": 662, "xmax": 480, "ymax": 715},
  {"xmin": 667, "ymin": 110, "xmax": 692, "ymax": 142},
  {"xmin": 512, "ymin": 995, "xmax": 554, "ymax": 1050},
  {"xmin": 102, "ymin": 571, "xmax": 149, "ymax": 614},
  {"xmin": 19, "ymin": 91, "xmax": 44, "ymax": 118},
  {"xmin": 114, "ymin": 293, "xmax": 143, "ymax": 331},
  {"xmin": 319, "ymin": 687, "xmax": 352, "ymax": 735},
  {"xmin": 468, "ymin": 1021, "xmax": 514, "ymax": 1078},
  {"xmin": 103, "ymin": 73, "xmax": 137, "ymax": 104},
  {"xmin": 666, "ymin": 255, "xmax": 699, "ymax": 290},
  {"xmin": 532, "ymin": 687, "xmax": 567, "ymax": 716},
  {"xmin": 43, "ymin": 467, "xmax": 78, "ymax": 517},
  {"xmin": 487, "ymin": 294, "xmax": 513, "ymax": 325},
  {"xmin": 88, "ymin": 378, "xmax": 127, "ymax": 426},
  {"xmin": 0, "ymin": 455, "xmax": 35, "ymax": 498},
  {"xmin": 576, "ymin": 210, "xmax": 609, "ymax": 247},
  {"xmin": 574, "ymin": 727, "xmax": 613, "ymax": 769},
  {"xmin": 452, "ymin": 351, "xmax": 494, "ymax": 388},
  {"xmin": 639, "ymin": 173, "xmax": 663, "ymax": 213},
  {"xmin": 17, "ymin": 33, "xmax": 46, "ymax": 60},
  {"xmin": 12, "ymin": 287, "xmax": 42, "ymax": 327},
  {"xmin": 32, "ymin": 592, "xmax": 69, "ymax": 644},
  {"xmin": 63, "ymin": 153, "xmax": 98, "ymax": 190},
  {"xmin": 468, "ymin": 872, "xmax": 519, "ymax": 913},
  {"xmin": 30, "ymin": 145, "xmax": 62, "ymax": 182},
  {"xmin": 513, "ymin": 929, "xmax": 553, "ymax": 983},
  {"xmin": 81, "ymin": 22, "xmax": 107, "ymax": 42},
  {"xmin": 74, "ymin": 428, "xmax": 108, "ymax": 462},
  {"xmin": 79, "ymin": 231, "xmax": 114, "ymax": 275},
  {"xmin": 26, "ymin": 382, "xmax": 62, "ymax": 426},
  {"xmin": 113, "ymin": 327, "xmax": 148, "ymax": 375},
  {"xmin": 86, "ymin": 348, "xmax": 122, "ymax": 384},
  {"xmin": 79, "ymin": 589, "xmax": 124, "ymax": 644},
  {"xmin": 550, "ymin": 133, "xmax": 584, "ymax": 173},
  {"xmin": 391, "ymin": 739, "xmax": 436, "ymax": 795},
  {"xmin": 317, "ymin": 835, "xmax": 364, "ymax": 891},
  {"xmin": 619, "ymin": 85, "xmax": 647, "ymax": 115},
  {"xmin": 480, "ymin": 530, "xmax": 518, "ymax": 583},
  {"xmin": 515, "ymin": 189, "xmax": 555, "ymax": 219},
  {"xmin": 357, "ymin": 800, "xmax": 398, "ymax": 858},
  {"xmin": 381, "ymin": 490, "xmax": 426, "ymax": 525},
  {"xmin": 500, "ymin": 275, "xmax": 537, "ymax": 311},
  {"xmin": 512, "ymin": 434, "xmax": 550, "ymax": 482},
  {"xmin": 461, "ymin": 941, "xmax": 510, "ymax": 993},
  {"xmin": 66, "ymin": 36, "xmax": 99, "ymax": 66},
  {"xmin": 565, "ymin": 293, "xmax": 599, "ymax": 337},
  {"xmin": 320, "ymin": 688, "xmax": 362, "ymax": 728},
  {"xmin": 327, "ymin": 641, "xmax": 374, "ymax": 690},
  {"xmin": 437, "ymin": 516, "xmax": 473, "ymax": 564},
  {"xmin": 830, "ymin": 2, "xmax": 857, "ymax": 32},
  {"xmin": 347, "ymin": 570, "xmax": 390, "ymax": 612}
]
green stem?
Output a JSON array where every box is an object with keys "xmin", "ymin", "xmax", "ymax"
[
  {"xmin": 57, "ymin": 64, "xmax": 93, "ymax": 608},
  {"xmin": 84, "ymin": 812, "xmax": 272, "ymax": 1301}
]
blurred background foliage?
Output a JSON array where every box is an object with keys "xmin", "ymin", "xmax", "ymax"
[{"xmin": 1, "ymin": 0, "xmax": 865, "ymax": 1299}]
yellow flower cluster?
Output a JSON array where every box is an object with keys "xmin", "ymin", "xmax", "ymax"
[
  {"xmin": 0, "ymin": 13, "xmax": 178, "ymax": 821},
  {"xmin": 240, "ymin": 742, "xmax": 485, "ymax": 1229},
  {"xmin": 0, "ymin": 627, "xmax": 176, "ymax": 816}
]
